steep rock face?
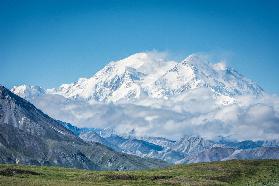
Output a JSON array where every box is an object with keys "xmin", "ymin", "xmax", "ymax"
[{"xmin": 0, "ymin": 85, "xmax": 168, "ymax": 170}]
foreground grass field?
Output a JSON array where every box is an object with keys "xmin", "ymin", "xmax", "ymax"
[{"xmin": 0, "ymin": 160, "xmax": 279, "ymax": 186}]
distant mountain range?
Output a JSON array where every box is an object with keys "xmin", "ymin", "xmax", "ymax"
[{"xmin": 60, "ymin": 122, "xmax": 279, "ymax": 164}]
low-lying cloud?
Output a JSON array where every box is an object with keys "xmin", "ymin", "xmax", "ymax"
[{"xmin": 31, "ymin": 91, "xmax": 279, "ymax": 141}]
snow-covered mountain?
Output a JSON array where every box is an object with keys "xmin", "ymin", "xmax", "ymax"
[
  {"xmin": 10, "ymin": 52, "xmax": 279, "ymax": 141},
  {"xmin": 53, "ymin": 53, "xmax": 262, "ymax": 104},
  {"xmin": 150, "ymin": 54, "xmax": 263, "ymax": 103},
  {"xmin": 13, "ymin": 52, "xmax": 263, "ymax": 105},
  {"xmin": 47, "ymin": 52, "xmax": 177, "ymax": 103}
]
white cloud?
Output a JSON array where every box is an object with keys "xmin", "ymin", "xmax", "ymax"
[{"xmin": 29, "ymin": 91, "xmax": 279, "ymax": 141}]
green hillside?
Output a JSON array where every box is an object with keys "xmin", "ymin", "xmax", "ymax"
[{"xmin": 0, "ymin": 160, "xmax": 279, "ymax": 186}]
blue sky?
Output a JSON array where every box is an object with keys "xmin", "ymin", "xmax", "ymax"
[{"xmin": 1, "ymin": 0, "xmax": 279, "ymax": 93}]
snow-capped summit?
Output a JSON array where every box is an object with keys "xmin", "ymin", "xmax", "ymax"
[
  {"xmin": 42, "ymin": 52, "xmax": 263, "ymax": 104},
  {"xmin": 12, "ymin": 52, "xmax": 263, "ymax": 106},
  {"xmin": 150, "ymin": 54, "xmax": 263, "ymax": 99},
  {"xmin": 110, "ymin": 52, "xmax": 174, "ymax": 74},
  {"xmin": 47, "ymin": 52, "xmax": 176, "ymax": 102},
  {"xmin": 11, "ymin": 84, "xmax": 45, "ymax": 100}
]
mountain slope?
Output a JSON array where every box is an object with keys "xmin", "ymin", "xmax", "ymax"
[{"xmin": 0, "ymin": 85, "xmax": 168, "ymax": 170}]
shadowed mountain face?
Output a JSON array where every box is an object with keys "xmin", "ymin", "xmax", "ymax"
[{"xmin": 0, "ymin": 85, "xmax": 168, "ymax": 170}]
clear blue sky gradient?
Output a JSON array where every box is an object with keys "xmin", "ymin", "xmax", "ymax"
[{"xmin": 1, "ymin": 0, "xmax": 279, "ymax": 93}]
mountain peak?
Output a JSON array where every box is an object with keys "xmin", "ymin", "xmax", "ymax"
[
  {"xmin": 183, "ymin": 54, "xmax": 208, "ymax": 63},
  {"xmin": 11, "ymin": 84, "xmax": 45, "ymax": 100},
  {"xmin": 110, "ymin": 52, "xmax": 175, "ymax": 75}
]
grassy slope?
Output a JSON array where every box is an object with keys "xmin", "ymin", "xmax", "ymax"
[{"xmin": 0, "ymin": 160, "xmax": 279, "ymax": 186}]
